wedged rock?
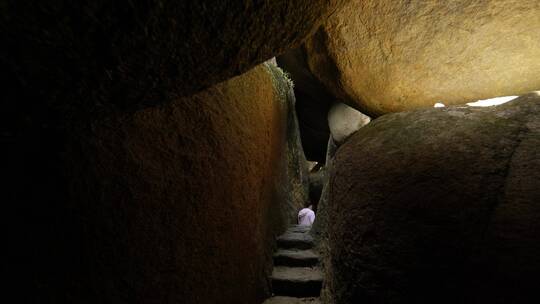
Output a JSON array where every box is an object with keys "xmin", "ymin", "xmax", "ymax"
[
  {"xmin": 5, "ymin": 62, "xmax": 300, "ymax": 303},
  {"xmin": 271, "ymin": 267, "xmax": 323, "ymax": 297},
  {"xmin": 328, "ymin": 102, "xmax": 370, "ymax": 144},
  {"xmin": 274, "ymin": 249, "xmax": 319, "ymax": 267},
  {"xmin": 327, "ymin": 93, "xmax": 540, "ymax": 303},
  {"xmin": 3, "ymin": 0, "xmax": 349, "ymax": 120},
  {"xmin": 305, "ymin": 1, "xmax": 540, "ymax": 116}
]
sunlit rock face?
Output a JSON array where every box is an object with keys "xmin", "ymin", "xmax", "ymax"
[
  {"xmin": 6, "ymin": 63, "xmax": 306, "ymax": 303},
  {"xmin": 328, "ymin": 102, "xmax": 370, "ymax": 144},
  {"xmin": 305, "ymin": 0, "xmax": 540, "ymax": 116},
  {"xmin": 327, "ymin": 94, "xmax": 540, "ymax": 303}
]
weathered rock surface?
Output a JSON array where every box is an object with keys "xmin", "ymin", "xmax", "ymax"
[
  {"xmin": 276, "ymin": 61, "xmax": 311, "ymax": 222},
  {"xmin": 6, "ymin": 63, "xmax": 303, "ymax": 303},
  {"xmin": 327, "ymin": 93, "xmax": 540, "ymax": 303},
  {"xmin": 328, "ymin": 102, "xmax": 370, "ymax": 144},
  {"xmin": 310, "ymin": 137, "xmax": 337, "ymax": 242},
  {"xmin": 305, "ymin": 1, "xmax": 540, "ymax": 116},
  {"xmin": 2, "ymin": 0, "xmax": 349, "ymax": 118},
  {"xmin": 310, "ymin": 138, "xmax": 337, "ymax": 303}
]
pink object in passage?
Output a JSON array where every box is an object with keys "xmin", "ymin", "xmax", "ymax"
[{"xmin": 298, "ymin": 208, "xmax": 315, "ymax": 226}]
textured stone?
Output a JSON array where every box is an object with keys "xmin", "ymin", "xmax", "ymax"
[
  {"xmin": 6, "ymin": 63, "xmax": 303, "ymax": 303},
  {"xmin": 305, "ymin": 0, "xmax": 540, "ymax": 116},
  {"xmin": 310, "ymin": 138, "xmax": 338, "ymax": 304},
  {"xmin": 328, "ymin": 102, "xmax": 370, "ymax": 144},
  {"xmin": 327, "ymin": 93, "xmax": 540, "ymax": 303},
  {"xmin": 276, "ymin": 62, "xmax": 312, "ymax": 222},
  {"xmin": 310, "ymin": 137, "xmax": 337, "ymax": 242}
]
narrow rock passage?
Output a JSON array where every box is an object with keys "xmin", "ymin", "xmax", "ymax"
[{"xmin": 263, "ymin": 225, "xmax": 322, "ymax": 303}]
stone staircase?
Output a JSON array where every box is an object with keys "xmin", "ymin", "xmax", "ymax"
[{"xmin": 262, "ymin": 225, "xmax": 322, "ymax": 304}]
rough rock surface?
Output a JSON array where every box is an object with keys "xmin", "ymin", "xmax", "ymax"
[
  {"xmin": 6, "ymin": 63, "xmax": 304, "ymax": 303},
  {"xmin": 276, "ymin": 62, "xmax": 312, "ymax": 222},
  {"xmin": 311, "ymin": 137, "xmax": 337, "ymax": 242},
  {"xmin": 328, "ymin": 102, "xmax": 370, "ymax": 144},
  {"xmin": 310, "ymin": 138, "xmax": 338, "ymax": 304},
  {"xmin": 327, "ymin": 93, "xmax": 540, "ymax": 303},
  {"xmin": 2, "ymin": 0, "xmax": 348, "ymax": 118},
  {"xmin": 305, "ymin": 0, "xmax": 540, "ymax": 116}
]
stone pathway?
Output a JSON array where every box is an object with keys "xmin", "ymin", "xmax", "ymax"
[{"xmin": 263, "ymin": 225, "xmax": 322, "ymax": 303}]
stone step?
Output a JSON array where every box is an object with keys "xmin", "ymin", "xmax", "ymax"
[
  {"xmin": 277, "ymin": 232, "xmax": 314, "ymax": 250},
  {"xmin": 286, "ymin": 225, "xmax": 312, "ymax": 234},
  {"xmin": 262, "ymin": 296, "xmax": 321, "ymax": 304},
  {"xmin": 273, "ymin": 249, "xmax": 319, "ymax": 267},
  {"xmin": 271, "ymin": 266, "xmax": 323, "ymax": 297}
]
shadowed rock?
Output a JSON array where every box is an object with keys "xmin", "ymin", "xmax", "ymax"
[
  {"xmin": 2, "ymin": 0, "xmax": 349, "ymax": 118},
  {"xmin": 277, "ymin": 47, "xmax": 334, "ymax": 162},
  {"xmin": 277, "ymin": 231, "xmax": 316, "ymax": 250},
  {"xmin": 327, "ymin": 93, "xmax": 540, "ymax": 303},
  {"xmin": 5, "ymin": 62, "xmax": 304, "ymax": 303},
  {"xmin": 271, "ymin": 267, "xmax": 323, "ymax": 297},
  {"xmin": 274, "ymin": 249, "xmax": 319, "ymax": 267}
]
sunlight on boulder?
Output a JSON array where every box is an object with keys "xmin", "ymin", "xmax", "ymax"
[
  {"xmin": 433, "ymin": 103, "xmax": 446, "ymax": 108},
  {"xmin": 466, "ymin": 96, "xmax": 518, "ymax": 107}
]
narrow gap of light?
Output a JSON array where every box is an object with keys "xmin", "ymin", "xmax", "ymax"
[{"xmin": 466, "ymin": 96, "xmax": 518, "ymax": 107}]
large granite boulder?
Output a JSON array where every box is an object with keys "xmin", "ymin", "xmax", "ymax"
[
  {"xmin": 305, "ymin": 1, "xmax": 540, "ymax": 116},
  {"xmin": 327, "ymin": 93, "xmax": 540, "ymax": 303},
  {"xmin": 6, "ymin": 62, "xmax": 305, "ymax": 303},
  {"xmin": 2, "ymin": 0, "xmax": 348, "ymax": 117}
]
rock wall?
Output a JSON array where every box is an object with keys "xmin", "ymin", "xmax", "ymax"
[
  {"xmin": 326, "ymin": 93, "xmax": 540, "ymax": 303},
  {"xmin": 310, "ymin": 138, "xmax": 338, "ymax": 242},
  {"xmin": 267, "ymin": 62, "xmax": 310, "ymax": 225},
  {"xmin": 305, "ymin": 0, "xmax": 540, "ymax": 116},
  {"xmin": 6, "ymin": 63, "xmax": 305, "ymax": 303}
]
